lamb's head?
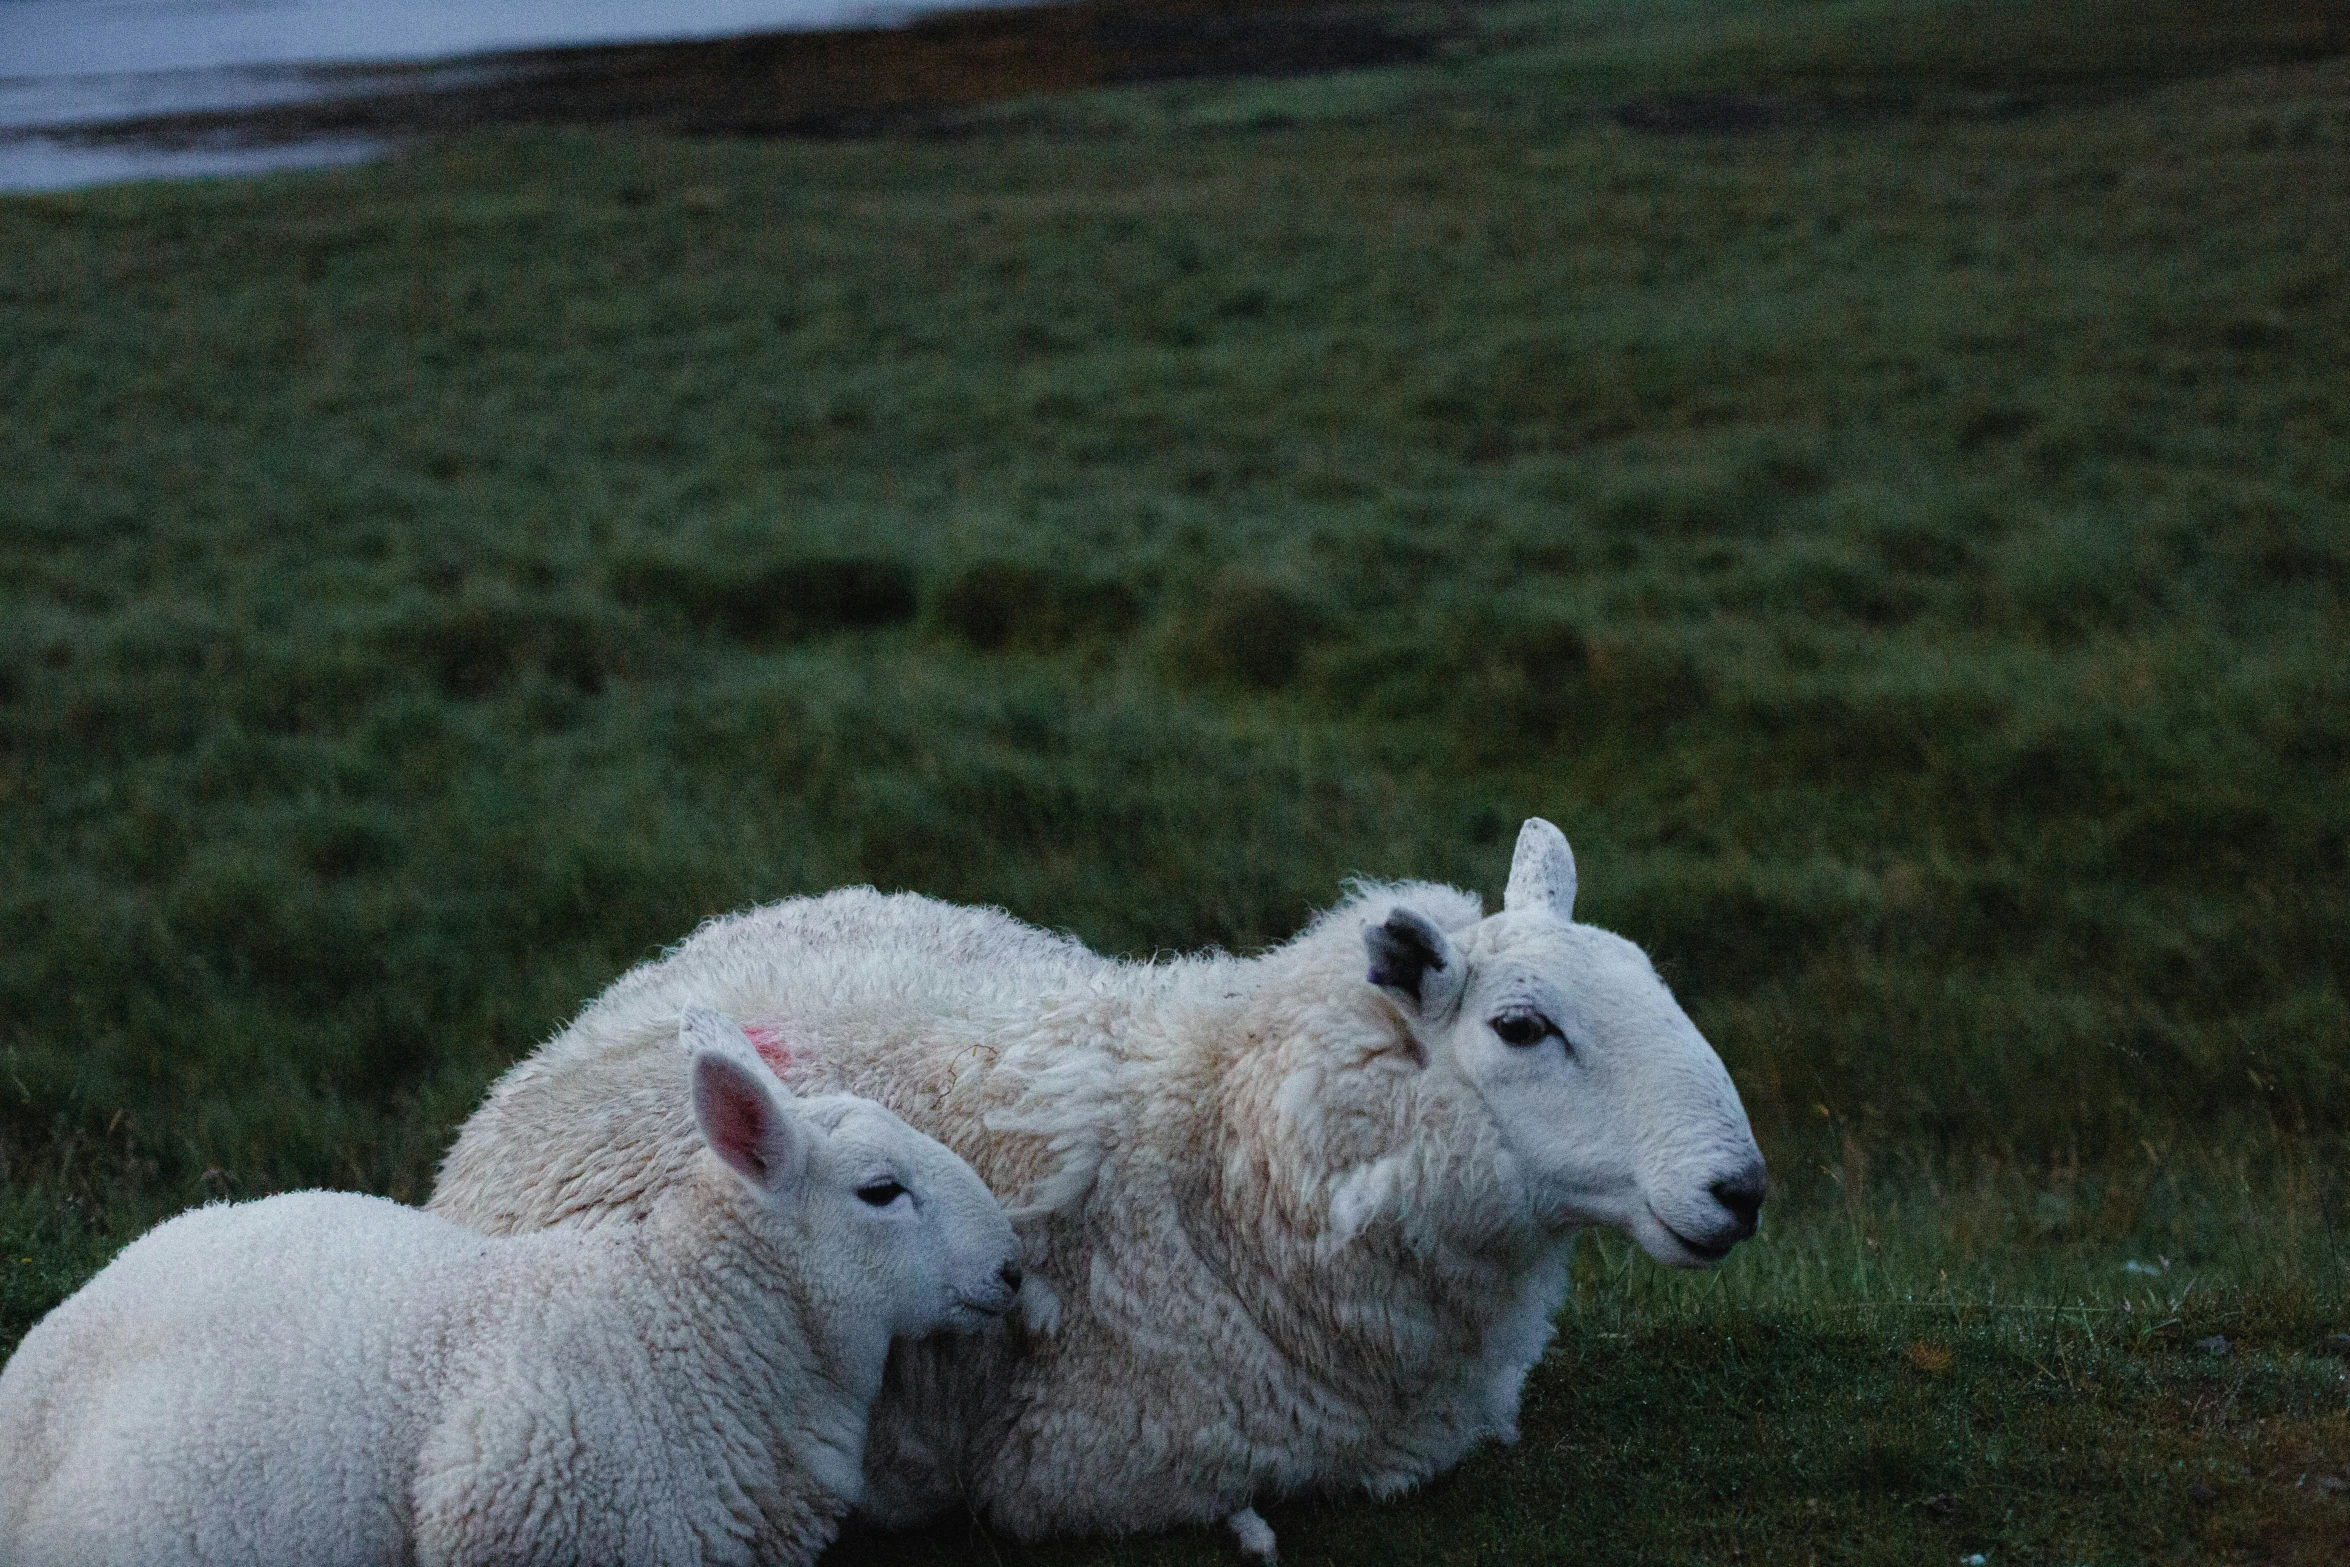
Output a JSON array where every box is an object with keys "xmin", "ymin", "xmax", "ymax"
[
  {"xmin": 1362, "ymin": 819, "xmax": 1766, "ymax": 1267},
  {"xmin": 681, "ymin": 1007, "xmax": 1024, "ymax": 1336}
]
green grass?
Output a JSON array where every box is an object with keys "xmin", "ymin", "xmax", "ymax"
[{"xmin": 3, "ymin": 0, "xmax": 2348, "ymax": 1559}]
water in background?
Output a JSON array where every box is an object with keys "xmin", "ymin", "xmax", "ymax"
[{"xmin": 0, "ymin": 0, "xmax": 988, "ymax": 190}]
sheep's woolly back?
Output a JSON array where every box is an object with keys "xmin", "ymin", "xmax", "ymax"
[
  {"xmin": 436, "ymin": 889, "xmax": 1107, "ymax": 1234},
  {"xmin": 432, "ymin": 881, "xmax": 1580, "ymax": 1540}
]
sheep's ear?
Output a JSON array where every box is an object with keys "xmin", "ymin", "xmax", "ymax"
[
  {"xmin": 1364, "ymin": 907, "xmax": 1465, "ymax": 1019},
  {"xmin": 1504, "ymin": 817, "xmax": 1576, "ymax": 920},
  {"xmin": 685, "ymin": 1010, "xmax": 804, "ymax": 1192}
]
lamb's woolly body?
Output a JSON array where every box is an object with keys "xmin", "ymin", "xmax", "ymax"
[
  {"xmin": 0, "ymin": 1179, "xmax": 852, "ymax": 1567},
  {"xmin": 433, "ymin": 881, "xmax": 1601, "ymax": 1538},
  {"xmin": 1, "ymin": 1022, "xmax": 1022, "ymax": 1567}
]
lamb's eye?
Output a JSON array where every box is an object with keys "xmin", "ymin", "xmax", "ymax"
[
  {"xmin": 856, "ymin": 1180, "xmax": 908, "ymax": 1208},
  {"xmin": 1490, "ymin": 1008, "xmax": 1557, "ymax": 1049}
]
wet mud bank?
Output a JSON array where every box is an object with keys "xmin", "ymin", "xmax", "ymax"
[{"xmin": 36, "ymin": 0, "xmax": 1452, "ymax": 156}]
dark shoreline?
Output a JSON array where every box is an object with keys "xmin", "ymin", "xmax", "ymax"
[
  {"xmin": 29, "ymin": 0, "xmax": 1454, "ymax": 152},
  {"xmin": 18, "ymin": 0, "xmax": 2346, "ymax": 184}
]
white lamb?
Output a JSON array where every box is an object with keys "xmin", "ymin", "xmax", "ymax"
[
  {"xmin": 0, "ymin": 1009, "xmax": 1022, "ymax": 1567},
  {"xmin": 432, "ymin": 820, "xmax": 1767, "ymax": 1561}
]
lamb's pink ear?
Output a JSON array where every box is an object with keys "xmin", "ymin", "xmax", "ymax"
[
  {"xmin": 683, "ymin": 1010, "xmax": 805, "ymax": 1191},
  {"xmin": 692, "ymin": 1050, "xmax": 806, "ymax": 1190}
]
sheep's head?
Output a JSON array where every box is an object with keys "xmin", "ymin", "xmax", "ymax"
[
  {"xmin": 1363, "ymin": 820, "xmax": 1766, "ymax": 1267},
  {"xmin": 682, "ymin": 1007, "xmax": 1025, "ymax": 1336}
]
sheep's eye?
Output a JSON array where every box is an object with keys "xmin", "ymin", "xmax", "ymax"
[
  {"xmin": 1490, "ymin": 1008, "xmax": 1557, "ymax": 1049},
  {"xmin": 856, "ymin": 1180, "xmax": 908, "ymax": 1208}
]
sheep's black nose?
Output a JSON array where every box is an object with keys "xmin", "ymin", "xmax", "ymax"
[
  {"xmin": 1709, "ymin": 1167, "xmax": 1766, "ymax": 1238},
  {"xmin": 1000, "ymin": 1260, "xmax": 1025, "ymax": 1294}
]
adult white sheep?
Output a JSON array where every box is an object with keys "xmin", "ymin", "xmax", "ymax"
[
  {"xmin": 0, "ymin": 1009, "xmax": 1022, "ymax": 1567},
  {"xmin": 433, "ymin": 819, "xmax": 1766, "ymax": 1561}
]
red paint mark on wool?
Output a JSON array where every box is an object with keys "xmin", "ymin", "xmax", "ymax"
[{"xmin": 741, "ymin": 1023, "xmax": 795, "ymax": 1073}]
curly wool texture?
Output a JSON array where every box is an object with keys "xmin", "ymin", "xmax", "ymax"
[
  {"xmin": 0, "ymin": 1041, "xmax": 1018, "ymax": 1567},
  {"xmin": 432, "ymin": 881, "xmax": 1598, "ymax": 1540}
]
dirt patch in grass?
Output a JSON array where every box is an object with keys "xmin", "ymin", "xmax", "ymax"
[{"xmin": 611, "ymin": 555, "xmax": 919, "ymax": 643}]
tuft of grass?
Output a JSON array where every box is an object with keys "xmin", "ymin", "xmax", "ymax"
[
  {"xmin": 932, "ymin": 560, "xmax": 1143, "ymax": 654},
  {"xmin": 1162, "ymin": 570, "xmax": 1334, "ymax": 690}
]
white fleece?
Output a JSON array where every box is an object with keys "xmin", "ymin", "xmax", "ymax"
[{"xmin": 431, "ymin": 826, "xmax": 1763, "ymax": 1547}]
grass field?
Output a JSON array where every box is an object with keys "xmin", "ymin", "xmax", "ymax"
[{"xmin": 3, "ymin": 0, "xmax": 2348, "ymax": 1559}]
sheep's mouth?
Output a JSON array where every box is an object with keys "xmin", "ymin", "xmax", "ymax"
[{"xmin": 1650, "ymin": 1210, "xmax": 1736, "ymax": 1264}]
